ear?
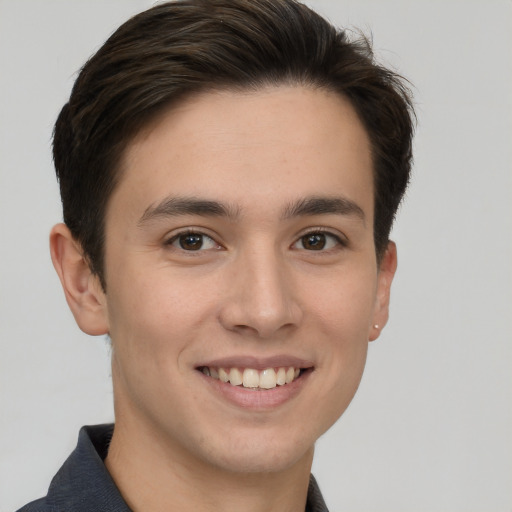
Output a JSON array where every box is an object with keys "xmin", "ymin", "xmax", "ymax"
[
  {"xmin": 369, "ymin": 241, "xmax": 397, "ymax": 341},
  {"xmin": 49, "ymin": 223, "xmax": 109, "ymax": 336}
]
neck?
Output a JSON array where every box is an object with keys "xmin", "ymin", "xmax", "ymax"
[{"xmin": 105, "ymin": 416, "xmax": 314, "ymax": 512}]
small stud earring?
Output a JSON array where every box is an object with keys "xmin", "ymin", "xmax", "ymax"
[{"xmin": 373, "ymin": 324, "xmax": 379, "ymax": 329}]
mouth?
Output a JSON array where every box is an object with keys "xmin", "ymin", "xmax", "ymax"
[{"xmin": 196, "ymin": 365, "xmax": 311, "ymax": 391}]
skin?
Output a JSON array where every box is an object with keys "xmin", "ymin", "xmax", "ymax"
[{"xmin": 50, "ymin": 86, "xmax": 397, "ymax": 512}]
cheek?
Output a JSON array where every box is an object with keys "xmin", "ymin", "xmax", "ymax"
[
  {"xmin": 306, "ymin": 265, "xmax": 378, "ymax": 335},
  {"xmin": 105, "ymin": 267, "xmax": 219, "ymax": 364},
  {"xmin": 105, "ymin": 275, "xmax": 175, "ymax": 374},
  {"xmin": 105, "ymin": 274, "xmax": 195, "ymax": 416},
  {"xmin": 304, "ymin": 267, "xmax": 376, "ymax": 407}
]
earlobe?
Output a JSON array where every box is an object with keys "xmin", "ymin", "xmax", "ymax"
[
  {"xmin": 369, "ymin": 241, "xmax": 397, "ymax": 341},
  {"xmin": 49, "ymin": 223, "xmax": 109, "ymax": 336}
]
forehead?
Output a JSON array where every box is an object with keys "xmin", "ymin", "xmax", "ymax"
[{"xmin": 111, "ymin": 86, "xmax": 373, "ymax": 221}]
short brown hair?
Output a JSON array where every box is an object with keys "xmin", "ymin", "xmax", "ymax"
[{"xmin": 53, "ymin": 0, "xmax": 414, "ymax": 289}]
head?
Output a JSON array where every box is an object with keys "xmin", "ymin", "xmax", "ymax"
[
  {"xmin": 50, "ymin": 0, "xmax": 415, "ymax": 481},
  {"xmin": 53, "ymin": 0, "xmax": 414, "ymax": 291}
]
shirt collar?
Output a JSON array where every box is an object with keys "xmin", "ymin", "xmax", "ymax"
[
  {"xmin": 44, "ymin": 424, "xmax": 329, "ymax": 512},
  {"xmin": 45, "ymin": 424, "xmax": 130, "ymax": 511}
]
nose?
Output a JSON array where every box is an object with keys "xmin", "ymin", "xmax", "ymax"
[{"xmin": 218, "ymin": 246, "xmax": 303, "ymax": 339}]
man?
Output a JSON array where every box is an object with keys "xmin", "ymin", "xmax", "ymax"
[{"xmin": 18, "ymin": 0, "xmax": 414, "ymax": 510}]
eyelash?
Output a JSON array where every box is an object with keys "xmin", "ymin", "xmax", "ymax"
[
  {"xmin": 164, "ymin": 228, "xmax": 347, "ymax": 253},
  {"xmin": 293, "ymin": 228, "xmax": 347, "ymax": 252},
  {"xmin": 165, "ymin": 229, "xmax": 220, "ymax": 252}
]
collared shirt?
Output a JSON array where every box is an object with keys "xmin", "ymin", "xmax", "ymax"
[{"xmin": 17, "ymin": 424, "xmax": 329, "ymax": 512}]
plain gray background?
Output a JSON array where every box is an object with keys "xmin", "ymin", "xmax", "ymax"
[{"xmin": 1, "ymin": 1, "xmax": 511, "ymax": 511}]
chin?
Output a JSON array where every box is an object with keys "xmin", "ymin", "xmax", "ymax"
[{"xmin": 197, "ymin": 431, "xmax": 315, "ymax": 475}]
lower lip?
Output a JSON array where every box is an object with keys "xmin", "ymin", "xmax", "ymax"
[{"xmin": 198, "ymin": 370, "xmax": 312, "ymax": 410}]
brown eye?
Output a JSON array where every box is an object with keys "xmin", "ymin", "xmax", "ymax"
[
  {"xmin": 168, "ymin": 232, "xmax": 218, "ymax": 251},
  {"xmin": 179, "ymin": 233, "xmax": 204, "ymax": 250},
  {"xmin": 293, "ymin": 231, "xmax": 342, "ymax": 251},
  {"xmin": 302, "ymin": 233, "xmax": 327, "ymax": 250}
]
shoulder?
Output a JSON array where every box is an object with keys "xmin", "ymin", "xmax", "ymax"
[
  {"xmin": 14, "ymin": 424, "xmax": 119, "ymax": 512},
  {"xmin": 15, "ymin": 497, "xmax": 51, "ymax": 512}
]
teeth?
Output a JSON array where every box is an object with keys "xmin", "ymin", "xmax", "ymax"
[
  {"xmin": 219, "ymin": 368, "xmax": 229, "ymax": 383},
  {"xmin": 229, "ymin": 368, "xmax": 243, "ymax": 386},
  {"xmin": 276, "ymin": 367, "xmax": 286, "ymax": 386},
  {"xmin": 203, "ymin": 365, "xmax": 303, "ymax": 389},
  {"xmin": 259, "ymin": 368, "xmax": 277, "ymax": 389},
  {"xmin": 242, "ymin": 368, "xmax": 259, "ymax": 388}
]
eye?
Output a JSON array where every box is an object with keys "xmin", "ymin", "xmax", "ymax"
[
  {"xmin": 167, "ymin": 231, "xmax": 219, "ymax": 251},
  {"xmin": 293, "ymin": 231, "xmax": 343, "ymax": 251}
]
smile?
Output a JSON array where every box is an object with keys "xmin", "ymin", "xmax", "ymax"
[{"xmin": 198, "ymin": 366, "xmax": 304, "ymax": 390}]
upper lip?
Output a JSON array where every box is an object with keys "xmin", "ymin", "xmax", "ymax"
[{"xmin": 196, "ymin": 355, "xmax": 314, "ymax": 371}]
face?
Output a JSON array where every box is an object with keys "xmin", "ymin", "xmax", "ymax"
[{"xmin": 98, "ymin": 86, "xmax": 395, "ymax": 474}]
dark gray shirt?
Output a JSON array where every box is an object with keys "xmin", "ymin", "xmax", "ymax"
[{"xmin": 17, "ymin": 424, "xmax": 329, "ymax": 512}]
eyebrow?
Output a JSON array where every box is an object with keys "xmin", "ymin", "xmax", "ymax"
[
  {"xmin": 282, "ymin": 196, "xmax": 366, "ymax": 223},
  {"xmin": 138, "ymin": 196, "xmax": 240, "ymax": 225},
  {"xmin": 138, "ymin": 194, "xmax": 365, "ymax": 226}
]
